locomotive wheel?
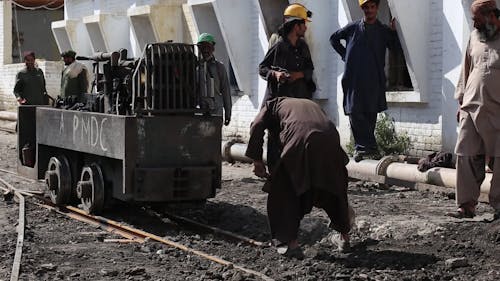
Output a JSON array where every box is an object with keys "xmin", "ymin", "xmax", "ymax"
[
  {"xmin": 44, "ymin": 156, "xmax": 72, "ymax": 205},
  {"xmin": 76, "ymin": 164, "xmax": 105, "ymax": 214}
]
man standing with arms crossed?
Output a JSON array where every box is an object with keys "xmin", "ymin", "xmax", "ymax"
[
  {"xmin": 330, "ymin": 0, "xmax": 399, "ymax": 162},
  {"xmin": 449, "ymin": 0, "xmax": 500, "ymax": 220}
]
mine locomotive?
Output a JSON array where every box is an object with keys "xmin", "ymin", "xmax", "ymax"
[{"xmin": 17, "ymin": 43, "xmax": 222, "ymax": 214}]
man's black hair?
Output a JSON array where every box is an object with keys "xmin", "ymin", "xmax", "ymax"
[{"xmin": 278, "ymin": 19, "xmax": 305, "ymax": 37}]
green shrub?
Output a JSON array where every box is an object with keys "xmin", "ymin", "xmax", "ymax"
[
  {"xmin": 375, "ymin": 113, "xmax": 410, "ymax": 156},
  {"xmin": 346, "ymin": 113, "xmax": 411, "ymax": 157}
]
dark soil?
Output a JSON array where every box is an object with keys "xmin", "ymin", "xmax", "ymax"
[{"xmin": 0, "ymin": 130, "xmax": 499, "ymax": 281}]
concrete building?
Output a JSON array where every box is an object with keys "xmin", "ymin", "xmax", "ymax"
[
  {"xmin": 0, "ymin": 0, "xmax": 488, "ymax": 156},
  {"xmin": 0, "ymin": 0, "xmax": 63, "ymax": 111}
]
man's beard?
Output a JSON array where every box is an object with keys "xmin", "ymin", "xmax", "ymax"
[
  {"xmin": 478, "ymin": 21, "xmax": 498, "ymax": 41},
  {"xmin": 201, "ymin": 54, "xmax": 214, "ymax": 61}
]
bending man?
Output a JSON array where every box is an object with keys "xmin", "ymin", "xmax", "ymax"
[{"xmin": 245, "ymin": 97, "xmax": 353, "ymax": 256}]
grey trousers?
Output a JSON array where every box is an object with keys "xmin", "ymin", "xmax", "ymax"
[{"xmin": 456, "ymin": 155, "xmax": 500, "ymax": 210}]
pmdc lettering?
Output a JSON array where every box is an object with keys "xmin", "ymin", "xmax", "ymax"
[{"xmin": 72, "ymin": 115, "xmax": 108, "ymax": 152}]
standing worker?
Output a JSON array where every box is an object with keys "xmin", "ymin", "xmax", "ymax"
[
  {"xmin": 258, "ymin": 3, "xmax": 315, "ymax": 171},
  {"xmin": 245, "ymin": 97, "xmax": 353, "ymax": 257},
  {"xmin": 197, "ymin": 33, "xmax": 232, "ymax": 126},
  {"xmin": 60, "ymin": 50, "xmax": 89, "ymax": 105},
  {"xmin": 259, "ymin": 3, "xmax": 315, "ymax": 103},
  {"xmin": 330, "ymin": 0, "xmax": 400, "ymax": 162},
  {"xmin": 449, "ymin": 0, "xmax": 500, "ymax": 220},
  {"xmin": 13, "ymin": 51, "xmax": 49, "ymax": 105}
]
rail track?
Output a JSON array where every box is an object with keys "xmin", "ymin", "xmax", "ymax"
[{"xmin": 0, "ymin": 170, "xmax": 274, "ymax": 281}]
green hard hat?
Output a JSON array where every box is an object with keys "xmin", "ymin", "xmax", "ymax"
[{"xmin": 197, "ymin": 33, "xmax": 215, "ymax": 45}]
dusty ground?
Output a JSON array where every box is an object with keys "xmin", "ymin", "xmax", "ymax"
[{"xmin": 0, "ymin": 129, "xmax": 499, "ymax": 281}]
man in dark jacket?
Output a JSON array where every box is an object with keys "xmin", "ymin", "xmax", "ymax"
[
  {"xmin": 197, "ymin": 33, "xmax": 232, "ymax": 126},
  {"xmin": 259, "ymin": 3, "xmax": 315, "ymax": 103},
  {"xmin": 13, "ymin": 51, "xmax": 48, "ymax": 105},
  {"xmin": 245, "ymin": 97, "xmax": 353, "ymax": 256},
  {"xmin": 330, "ymin": 0, "xmax": 400, "ymax": 162},
  {"xmin": 60, "ymin": 50, "xmax": 88, "ymax": 105},
  {"xmin": 259, "ymin": 3, "xmax": 315, "ymax": 171}
]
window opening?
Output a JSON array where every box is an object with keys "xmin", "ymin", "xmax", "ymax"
[
  {"xmin": 258, "ymin": 0, "xmax": 289, "ymax": 38},
  {"xmin": 228, "ymin": 61, "xmax": 239, "ymax": 92},
  {"xmin": 379, "ymin": 1, "xmax": 413, "ymax": 91}
]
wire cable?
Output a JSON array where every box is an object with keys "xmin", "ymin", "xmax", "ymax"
[{"xmin": 11, "ymin": 0, "xmax": 63, "ymax": 11}]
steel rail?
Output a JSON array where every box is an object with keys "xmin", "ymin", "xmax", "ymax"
[
  {"xmin": 1, "ymin": 180, "xmax": 274, "ymax": 281},
  {"xmin": 34, "ymin": 203, "xmax": 146, "ymax": 243},
  {"xmin": 0, "ymin": 178, "xmax": 25, "ymax": 281},
  {"xmin": 62, "ymin": 206, "xmax": 274, "ymax": 281},
  {"xmin": 0, "ymin": 168, "xmax": 37, "ymax": 182},
  {"xmin": 149, "ymin": 208, "xmax": 267, "ymax": 248}
]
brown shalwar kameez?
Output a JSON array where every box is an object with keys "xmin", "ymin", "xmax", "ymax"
[
  {"xmin": 455, "ymin": 29, "xmax": 500, "ymax": 211},
  {"xmin": 245, "ymin": 97, "xmax": 351, "ymax": 244}
]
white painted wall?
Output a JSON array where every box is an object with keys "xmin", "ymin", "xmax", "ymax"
[
  {"xmin": 0, "ymin": 0, "xmax": 480, "ymax": 157},
  {"xmin": 0, "ymin": 0, "xmax": 12, "ymax": 65}
]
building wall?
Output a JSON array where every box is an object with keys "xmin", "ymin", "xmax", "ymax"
[
  {"xmin": 0, "ymin": 1, "xmax": 62, "ymax": 111},
  {"xmin": 384, "ymin": 0, "xmax": 445, "ymax": 156},
  {"xmin": 1, "ymin": 0, "xmax": 477, "ymax": 157}
]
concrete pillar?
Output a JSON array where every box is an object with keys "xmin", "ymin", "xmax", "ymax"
[{"xmin": 0, "ymin": 0, "xmax": 12, "ymax": 65}]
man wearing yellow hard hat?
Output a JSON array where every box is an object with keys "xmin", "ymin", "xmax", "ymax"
[
  {"xmin": 330, "ymin": 0, "xmax": 400, "ymax": 162},
  {"xmin": 259, "ymin": 3, "xmax": 314, "ymax": 104},
  {"xmin": 257, "ymin": 3, "xmax": 320, "ymax": 257},
  {"xmin": 259, "ymin": 2, "xmax": 315, "ymax": 174}
]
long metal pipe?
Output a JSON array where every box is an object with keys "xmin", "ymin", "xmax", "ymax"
[
  {"xmin": 0, "ymin": 111, "xmax": 17, "ymax": 122},
  {"xmin": 221, "ymin": 140, "xmax": 493, "ymax": 200}
]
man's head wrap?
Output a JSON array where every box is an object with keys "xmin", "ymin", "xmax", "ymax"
[
  {"xmin": 61, "ymin": 50, "xmax": 76, "ymax": 58},
  {"xmin": 471, "ymin": 0, "xmax": 497, "ymax": 13},
  {"xmin": 23, "ymin": 51, "xmax": 35, "ymax": 60}
]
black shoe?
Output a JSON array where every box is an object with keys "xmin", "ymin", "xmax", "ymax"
[
  {"xmin": 446, "ymin": 207, "xmax": 475, "ymax": 219},
  {"xmin": 494, "ymin": 210, "xmax": 500, "ymax": 221},
  {"xmin": 277, "ymin": 245, "xmax": 304, "ymax": 259}
]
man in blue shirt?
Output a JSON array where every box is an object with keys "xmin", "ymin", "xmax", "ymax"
[{"xmin": 330, "ymin": 0, "xmax": 400, "ymax": 162}]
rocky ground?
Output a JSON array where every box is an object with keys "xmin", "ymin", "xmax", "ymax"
[{"xmin": 0, "ymin": 130, "xmax": 499, "ymax": 281}]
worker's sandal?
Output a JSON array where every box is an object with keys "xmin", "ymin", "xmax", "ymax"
[
  {"xmin": 446, "ymin": 207, "xmax": 475, "ymax": 219},
  {"xmin": 276, "ymin": 245, "xmax": 304, "ymax": 259},
  {"xmin": 330, "ymin": 234, "xmax": 351, "ymax": 253}
]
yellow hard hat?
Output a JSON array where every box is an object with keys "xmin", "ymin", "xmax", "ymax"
[
  {"xmin": 359, "ymin": 0, "xmax": 368, "ymax": 6},
  {"xmin": 284, "ymin": 3, "xmax": 312, "ymax": 22},
  {"xmin": 359, "ymin": 0, "xmax": 379, "ymax": 7}
]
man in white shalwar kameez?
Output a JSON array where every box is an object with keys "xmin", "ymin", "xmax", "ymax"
[{"xmin": 451, "ymin": 0, "xmax": 500, "ymax": 219}]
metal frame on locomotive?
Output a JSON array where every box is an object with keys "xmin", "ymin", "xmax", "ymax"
[{"xmin": 17, "ymin": 43, "xmax": 222, "ymax": 214}]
